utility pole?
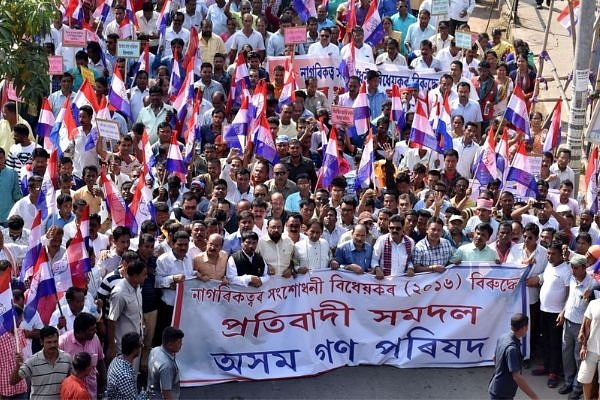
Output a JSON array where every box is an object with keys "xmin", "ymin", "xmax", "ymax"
[{"xmin": 566, "ymin": 0, "xmax": 596, "ymax": 194}]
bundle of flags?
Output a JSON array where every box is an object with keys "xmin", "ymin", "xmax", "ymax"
[
  {"xmin": 585, "ymin": 146, "xmax": 599, "ymax": 214},
  {"xmin": 557, "ymin": 0, "xmax": 581, "ymax": 36}
]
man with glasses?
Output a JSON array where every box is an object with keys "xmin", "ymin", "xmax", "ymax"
[
  {"xmin": 308, "ymin": 27, "xmax": 340, "ymax": 56},
  {"xmin": 371, "ymin": 214, "xmax": 415, "ymax": 278},
  {"xmin": 340, "ymin": 26, "xmax": 374, "ymax": 63},
  {"xmin": 265, "ymin": 163, "xmax": 298, "ymax": 201},
  {"xmin": 391, "ymin": 0, "xmax": 416, "ymax": 55},
  {"xmin": 331, "ymin": 223, "xmax": 373, "ymax": 274}
]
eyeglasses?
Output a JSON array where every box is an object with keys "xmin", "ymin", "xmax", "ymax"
[
  {"xmin": 274, "ymin": 171, "xmax": 287, "ymax": 176},
  {"xmin": 389, "ymin": 226, "xmax": 402, "ymax": 231}
]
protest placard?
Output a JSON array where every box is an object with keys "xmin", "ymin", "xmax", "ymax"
[
  {"xmin": 284, "ymin": 26, "xmax": 308, "ymax": 45},
  {"xmin": 48, "ymin": 56, "xmax": 64, "ymax": 75},
  {"xmin": 117, "ymin": 40, "xmax": 141, "ymax": 58},
  {"xmin": 455, "ymin": 30, "xmax": 474, "ymax": 49},
  {"xmin": 331, "ymin": 105, "xmax": 355, "ymax": 125},
  {"xmin": 95, "ymin": 118, "xmax": 121, "ymax": 141},
  {"xmin": 62, "ymin": 28, "xmax": 87, "ymax": 47},
  {"xmin": 431, "ymin": 0, "xmax": 449, "ymax": 15}
]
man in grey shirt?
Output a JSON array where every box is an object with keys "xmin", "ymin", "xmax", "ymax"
[{"xmin": 148, "ymin": 327, "xmax": 184, "ymax": 399}]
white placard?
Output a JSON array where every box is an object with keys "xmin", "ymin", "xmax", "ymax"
[{"xmin": 95, "ymin": 118, "xmax": 121, "ymax": 141}]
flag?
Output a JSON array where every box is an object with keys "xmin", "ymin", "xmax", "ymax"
[
  {"xmin": 277, "ymin": 56, "xmax": 297, "ymax": 112},
  {"xmin": 60, "ymin": 205, "xmax": 91, "ymax": 291},
  {"xmin": 409, "ymin": 100, "xmax": 439, "ymax": 152},
  {"xmin": 338, "ymin": 36, "xmax": 356, "ymax": 86},
  {"xmin": 108, "ymin": 65, "xmax": 132, "ymax": 120},
  {"xmin": 473, "ymin": 125, "xmax": 497, "ymax": 186},
  {"xmin": 100, "ymin": 171, "xmax": 137, "ymax": 232},
  {"xmin": 165, "ymin": 132, "xmax": 187, "ymax": 181},
  {"xmin": 183, "ymin": 91, "xmax": 202, "ymax": 163},
  {"xmin": 226, "ymin": 52, "xmax": 250, "ymax": 114},
  {"xmin": 50, "ymin": 96, "xmax": 78, "ymax": 152},
  {"xmin": 557, "ymin": 1, "xmax": 581, "ymax": 35},
  {"xmin": 93, "ymin": 0, "xmax": 113, "ymax": 27},
  {"xmin": 317, "ymin": 125, "xmax": 340, "ymax": 188},
  {"xmin": 356, "ymin": 132, "xmax": 375, "ymax": 189},
  {"xmin": 40, "ymin": 148, "xmax": 59, "ymax": 221},
  {"xmin": 0, "ymin": 269, "xmax": 15, "ymax": 336},
  {"xmin": 224, "ymin": 93, "xmax": 250, "ymax": 151},
  {"xmin": 168, "ymin": 52, "xmax": 182, "ymax": 103},
  {"xmin": 21, "ymin": 210, "xmax": 42, "ymax": 282},
  {"xmin": 156, "ymin": 0, "xmax": 172, "ymax": 36},
  {"xmin": 353, "ymin": 81, "xmax": 370, "ymax": 137},
  {"xmin": 133, "ymin": 42, "xmax": 150, "ymax": 77},
  {"xmin": 543, "ymin": 100, "xmax": 562, "ymax": 153},
  {"xmin": 182, "ymin": 27, "xmax": 199, "ymax": 72},
  {"xmin": 37, "ymin": 98, "xmax": 55, "ymax": 149},
  {"xmin": 130, "ymin": 173, "xmax": 156, "ymax": 235},
  {"xmin": 390, "ymin": 84, "xmax": 406, "ymax": 138},
  {"xmin": 293, "ymin": 0, "xmax": 317, "ymax": 23},
  {"xmin": 347, "ymin": 0, "xmax": 357, "ymax": 33},
  {"xmin": 506, "ymin": 141, "xmax": 539, "ymax": 198},
  {"xmin": 172, "ymin": 58, "xmax": 195, "ymax": 122},
  {"xmin": 586, "ymin": 147, "xmax": 599, "ymax": 213},
  {"xmin": 252, "ymin": 113, "xmax": 278, "ymax": 164},
  {"xmin": 496, "ymin": 128, "xmax": 510, "ymax": 185},
  {"xmin": 504, "ymin": 85, "xmax": 531, "ymax": 140},
  {"xmin": 430, "ymin": 93, "xmax": 453, "ymax": 153},
  {"xmin": 140, "ymin": 128, "xmax": 156, "ymax": 177},
  {"xmin": 23, "ymin": 247, "xmax": 57, "ymax": 325},
  {"xmin": 73, "ymin": 79, "xmax": 100, "ymax": 113},
  {"xmin": 363, "ymin": 0, "xmax": 385, "ymax": 47}
]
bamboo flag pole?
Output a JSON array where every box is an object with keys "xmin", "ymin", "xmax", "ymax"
[{"xmin": 532, "ymin": 0, "xmax": 555, "ymax": 113}]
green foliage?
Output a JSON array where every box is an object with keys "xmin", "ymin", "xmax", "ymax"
[{"xmin": 0, "ymin": 0, "xmax": 56, "ymax": 104}]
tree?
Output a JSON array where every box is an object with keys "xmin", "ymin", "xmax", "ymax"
[{"xmin": 0, "ymin": 0, "xmax": 56, "ymax": 105}]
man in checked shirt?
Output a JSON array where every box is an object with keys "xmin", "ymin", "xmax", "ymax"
[{"xmin": 412, "ymin": 217, "xmax": 455, "ymax": 274}]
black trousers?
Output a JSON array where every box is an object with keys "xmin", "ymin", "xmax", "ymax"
[
  {"xmin": 541, "ymin": 310, "xmax": 563, "ymax": 374},
  {"xmin": 154, "ymin": 299, "xmax": 174, "ymax": 347}
]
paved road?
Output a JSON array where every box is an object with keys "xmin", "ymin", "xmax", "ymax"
[{"xmin": 181, "ymin": 363, "xmax": 567, "ymax": 399}]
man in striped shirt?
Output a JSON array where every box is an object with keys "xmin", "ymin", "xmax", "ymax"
[{"xmin": 10, "ymin": 325, "xmax": 73, "ymax": 399}]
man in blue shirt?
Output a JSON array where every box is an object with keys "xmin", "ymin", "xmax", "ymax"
[
  {"xmin": 489, "ymin": 313, "xmax": 539, "ymax": 399},
  {"xmin": 332, "ymin": 224, "xmax": 373, "ymax": 274}
]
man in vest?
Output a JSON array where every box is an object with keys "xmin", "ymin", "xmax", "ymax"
[{"xmin": 226, "ymin": 231, "xmax": 270, "ymax": 287}]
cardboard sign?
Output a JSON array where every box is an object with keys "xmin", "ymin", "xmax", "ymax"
[
  {"xmin": 455, "ymin": 30, "xmax": 473, "ymax": 50},
  {"xmin": 48, "ymin": 56, "xmax": 64, "ymax": 75},
  {"xmin": 331, "ymin": 105, "xmax": 354, "ymax": 125},
  {"xmin": 95, "ymin": 118, "xmax": 121, "ymax": 141},
  {"xmin": 284, "ymin": 26, "xmax": 307, "ymax": 45},
  {"xmin": 431, "ymin": 0, "xmax": 449, "ymax": 15},
  {"xmin": 117, "ymin": 40, "xmax": 141, "ymax": 58},
  {"xmin": 5, "ymin": 82, "xmax": 22, "ymax": 101},
  {"xmin": 62, "ymin": 28, "xmax": 87, "ymax": 47}
]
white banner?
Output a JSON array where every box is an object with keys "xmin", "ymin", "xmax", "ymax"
[
  {"xmin": 354, "ymin": 61, "xmax": 444, "ymax": 95},
  {"xmin": 173, "ymin": 263, "xmax": 529, "ymax": 386}
]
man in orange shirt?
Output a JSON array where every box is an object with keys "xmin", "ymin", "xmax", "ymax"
[{"xmin": 61, "ymin": 352, "xmax": 93, "ymax": 400}]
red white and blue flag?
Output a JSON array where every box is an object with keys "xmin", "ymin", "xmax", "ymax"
[
  {"xmin": 390, "ymin": 84, "xmax": 406, "ymax": 137},
  {"xmin": 353, "ymin": 81, "xmax": 371, "ymax": 137},
  {"xmin": 156, "ymin": 0, "xmax": 172, "ymax": 36},
  {"xmin": 543, "ymin": 100, "xmax": 562, "ymax": 153},
  {"xmin": 51, "ymin": 96, "xmax": 79, "ymax": 153},
  {"xmin": 130, "ymin": 173, "xmax": 156, "ymax": 235},
  {"xmin": 409, "ymin": 99, "xmax": 439, "ymax": 153},
  {"xmin": 317, "ymin": 125, "xmax": 340, "ymax": 188},
  {"xmin": 496, "ymin": 128, "xmax": 510, "ymax": 186},
  {"xmin": 252, "ymin": 113, "xmax": 278, "ymax": 164},
  {"xmin": 277, "ymin": 56, "xmax": 297, "ymax": 112},
  {"xmin": 133, "ymin": 42, "xmax": 150, "ymax": 77},
  {"xmin": 226, "ymin": 52, "xmax": 251, "ymax": 114},
  {"xmin": 165, "ymin": 131, "xmax": 187, "ymax": 181},
  {"xmin": 473, "ymin": 125, "xmax": 497, "ymax": 186},
  {"xmin": 430, "ymin": 93, "xmax": 453, "ymax": 153},
  {"xmin": 293, "ymin": 0, "xmax": 317, "ymax": 22},
  {"xmin": 172, "ymin": 58, "xmax": 195, "ymax": 122},
  {"xmin": 38, "ymin": 98, "xmax": 55, "ymax": 149},
  {"xmin": 57, "ymin": 205, "xmax": 91, "ymax": 291},
  {"xmin": 356, "ymin": 131, "xmax": 375, "ymax": 189},
  {"xmin": 24, "ymin": 247, "xmax": 57, "ymax": 325},
  {"xmin": 506, "ymin": 141, "xmax": 539, "ymax": 198},
  {"xmin": 93, "ymin": 0, "xmax": 113, "ymax": 27},
  {"xmin": 557, "ymin": 1, "xmax": 581, "ymax": 35},
  {"xmin": 224, "ymin": 93, "xmax": 250, "ymax": 151},
  {"xmin": 100, "ymin": 171, "xmax": 138, "ymax": 232},
  {"xmin": 108, "ymin": 65, "xmax": 132, "ymax": 120},
  {"xmin": 0, "ymin": 269, "xmax": 15, "ymax": 336},
  {"xmin": 21, "ymin": 210, "xmax": 43, "ymax": 282},
  {"xmin": 586, "ymin": 146, "xmax": 599, "ymax": 213},
  {"xmin": 168, "ymin": 52, "xmax": 182, "ymax": 103},
  {"xmin": 183, "ymin": 90, "xmax": 202, "ymax": 164},
  {"xmin": 504, "ymin": 85, "xmax": 531, "ymax": 140},
  {"xmin": 363, "ymin": 0, "xmax": 385, "ymax": 46}
]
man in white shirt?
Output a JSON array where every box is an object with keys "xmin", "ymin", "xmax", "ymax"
[
  {"xmin": 452, "ymin": 121, "xmax": 480, "ymax": 178},
  {"xmin": 228, "ymin": 13, "xmax": 265, "ymax": 61},
  {"xmin": 135, "ymin": 2, "xmax": 160, "ymax": 50},
  {"xmin": 371, "ymin": 214, "xmax": 414, "ymax": 278},
  {"xmin": 375, "ymin": 38, "xmax": 407, "ymax": 66},
  {"xmin": 340, "ymin": 26, "xmax": 374, "ymax": 63},
  {"xmin": 410, "ymin": 39, "xmax": 442, "ymax": 71},
  {"xmin": 548, "ymin": 148, "xmax": 575, "ymax": 191},
  {"xmin": 179, "ymin": 0, "xmax": 205, "ymax": 30},
  {"xmin": 226, "ymin": 231, "xmax": 270, "ymax": 287},
  {"xmin": 450, "ymin": 81, "xmax": 483, "ymax": 133},
  {"xmin": 163, "ymin": 12, "xmax": 190, "ymax": 58},
  {"xmin": 404, "ymin": 9, "xmax": 436, "ymax": 56},
  {"xmin": 128, "ymin": 70, "xmax": 149, "ymax": 123},
  {"xmin": 206, "ymin": 0, "xmax": 228, "ymax": 35},
  {"xmin": 308, "ymin": 27, "xmax": 340, "ymax": 57},
  {"xmin": 293, "ymin": 219, "xmax": 331, "ymax": 272},
  {"xmin": 257, "ymin": 218, "xmax": 295, "ymax": 277}
]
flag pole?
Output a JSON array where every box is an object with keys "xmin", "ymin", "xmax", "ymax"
[
  {"xmin": 45, "ymin": 246, "xmax": 64, "ymax": 317},
  {"xmin": 8, "ymin": 277, "xmax": 20, "ymax": 353}
]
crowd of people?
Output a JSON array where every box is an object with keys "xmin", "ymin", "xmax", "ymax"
[{"xmin": 1, "ymin": 0, "xmax": 599, "ymax": 398}]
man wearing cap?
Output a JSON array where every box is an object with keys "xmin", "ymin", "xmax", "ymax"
[
  {"xmin": 450, "ymin": 222, "xmax": 497, "ymax": 263},
  {"xmin": 413, "ymin": 217, "xmax": 454, "ymax": 274},
  {"xmin": 465, "ymin": 198, "xmax": 499, "ymax": 243},
  {"xmin": 338, "ymin": 212, "xmax": 377, "ymax": 247},
  {"xmin": 557, "ymin": 255, "xmax": 592, "ymax": 398},
  {"xmin": 370, "ymin": 214, "xmax": 414, "ymax": 278},
  {"xmin": 444, "ymin": 214, "xmax": 470, "ymax": 249}
]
